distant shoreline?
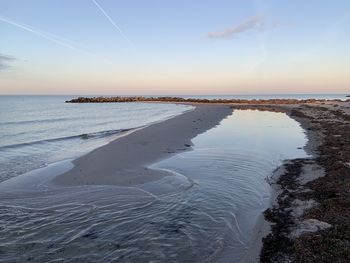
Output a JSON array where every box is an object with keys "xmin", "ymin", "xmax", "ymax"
[{"xmin": 65, "ymin": 96, "xmax": 349, "ymax": 104}]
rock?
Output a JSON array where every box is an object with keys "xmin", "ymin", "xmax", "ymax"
[
  {"xmin": 290, "ymin": 219, "xmax": 331, "ymax": 238},
  {"xmin": 291, "ymin": 199, "xmax": 317, "ymax": 218}
]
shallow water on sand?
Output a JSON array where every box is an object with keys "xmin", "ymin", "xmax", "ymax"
[{"xmin": 0, "ymin": 110, "xmax": 308, "ymax": 262}]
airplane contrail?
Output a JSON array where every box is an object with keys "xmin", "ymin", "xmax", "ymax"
[
  {"xmin": 0, "ymin": 16, "xmax": 112, "ymax": 63},
  {"xmin": 92, "ymin": 0, "xmax": 133, "ymax": 45},
  {"xmin": 0, "ymin": 16, "xmax": 81, "ymax": 52}
]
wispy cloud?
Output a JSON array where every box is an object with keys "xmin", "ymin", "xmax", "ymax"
[
  {"xmin": 92, "ymin": 0, "xmax": 133, "ymax": 45},
  {"xmin": 0, "ymin": 53, "xmax": 16, "ymax": 71},
  {"xmin": 208, "ymin": 15, "xmax": 266, "ymax": 39}
]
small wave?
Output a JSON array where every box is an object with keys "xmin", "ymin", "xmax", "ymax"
[
  {"xmin": 0, "ymin": 117, "xmax": 80, "ymax": 126},
  {"xmin": 0, "ymin": 128, "xmax": 134, "ymax": 150}
]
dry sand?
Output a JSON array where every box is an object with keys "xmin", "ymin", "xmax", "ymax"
[{"xmin": 53, "ymin": 104, "xmax": 232, "ymax": 186}]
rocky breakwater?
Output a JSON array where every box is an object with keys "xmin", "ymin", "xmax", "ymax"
[{"xmin": 66, "ymin": 96, "xmax": 347, "ymax": 105}]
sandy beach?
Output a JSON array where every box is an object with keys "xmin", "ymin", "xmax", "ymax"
[{"xmin": 53, "ymin": 104, "xmax": 232, "ymax": 186}]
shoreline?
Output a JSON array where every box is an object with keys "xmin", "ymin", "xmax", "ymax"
[
  {"xmin": 233, "ymin": 101, "xmax": 350, "ymax": 262},
  {"xmin": 232, "ymin": 104, "xmax": 321, "ymax": 263},
  {"xmin": 4, "ymin": 99, "xmax": 348, "ymax": 262},
  {"xmin": 1, "ymin": 103, "xmax": 284, "ymax": 262},
  {"xmin": 50, "ymin": 101, "xmax": 308, "ymax": 262},
  {"xmin": 53, "ymin": 104, "xmax": 232, "ymax": 186}
]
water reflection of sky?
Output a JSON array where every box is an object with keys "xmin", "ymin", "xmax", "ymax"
[
  {"xmin": 151, "ymin": 109, "xmax": 308, "ymax": 261},
  {"xmin": 193, "ymin": 110, "xmax": 307, "ymax": 156}
]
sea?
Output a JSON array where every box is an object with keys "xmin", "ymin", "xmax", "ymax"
[{"xmin": 0, "ymin": 94, "xmax": 346, "ymax": 262}]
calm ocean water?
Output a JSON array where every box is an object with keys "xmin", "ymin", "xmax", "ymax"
[{"xmin": 0, "ymin": 96, "xmax": 192, "ymax": 182}]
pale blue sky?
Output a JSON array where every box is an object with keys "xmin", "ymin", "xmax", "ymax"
[{"xmin": 1, "ymin": 0, "xmax": 350, "ymax": 94}]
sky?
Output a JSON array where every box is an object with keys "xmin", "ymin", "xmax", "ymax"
[{"xmin": 0, "ymin": 0, "xmax": 350, "ymax": 95}]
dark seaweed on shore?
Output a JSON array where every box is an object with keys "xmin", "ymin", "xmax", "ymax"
[
  {"xmin": 235, "ymin": 104, "xmax": 350, "ymax": 263},
  {"xmin": 293, "ymin": 107, "xmax": 350, "ymax": 263},
  {"xmin": 66, "ymin": 96, "xmax": 348, "ymax": 105},
  {"xmin": 262, "ymin": 159, "xmax": 308, "ymax": 263}
]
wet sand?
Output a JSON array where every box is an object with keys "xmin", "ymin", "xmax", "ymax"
[{"xmin": 53, "ymin": 104, "xmax": 232, "ymax": 186}]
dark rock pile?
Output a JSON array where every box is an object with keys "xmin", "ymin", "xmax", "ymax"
[{"xmin": 65, "ymin": 96, "xmax": 343, "ymax": 105}]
